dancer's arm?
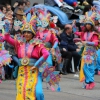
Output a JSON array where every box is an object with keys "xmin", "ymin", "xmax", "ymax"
[
  {"xmin": 50, "ymin": 33, "xmax": 58, "ymax": 49},
  {"xmin": 4, "ymin": 33, "xmax": 17, "ymax": 46},
  {"xmin": 88, "ymin": 34, "xmax": 99, "ymax": 46},
  {"xmin": 34, "ymin": 44, "xmax": 49, "ymax": 68}
]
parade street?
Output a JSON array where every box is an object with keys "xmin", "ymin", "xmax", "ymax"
[{"xmin": 0, "ymin": 73, "xmax": 100, "ymax": 100}]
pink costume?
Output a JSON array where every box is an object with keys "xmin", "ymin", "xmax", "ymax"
[
  {"xmin": 36, "ymin": 29, "xmax": 58, "ymax": 48},
  {"xmin": 75, "ymin": 31, "xmax": 98, "ymax": 46},
  {"xmin": 75, "ymin": 31, "xmax": 99, "ymax": 90},
  {"xmin": 4, "ymin": 34, "xmax": 49, "ymax": 60},
  {"xmin": 35, "ymin": 8, "xmax": 61, "ymax": 65},
  {"xmin": 95, "ymin": 26, "xmax": 100, "ymax": 46},
  {"xmin": 35, "ymin": 29, "xmax": 60, "ymax": 66},
  {"xmin": 4, "ymin": 33, "xmax": 49, "ymax": 100},
  {"xmin": 74, "ymin": 10, "xmax": 99, "ymax": 90}
]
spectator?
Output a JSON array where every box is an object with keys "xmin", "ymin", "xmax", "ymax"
[
  {"xmin": 17, "ymin": 1, "xmax": 26, "ymax": 10},
  {"xmin": 26, "ymin": 0, "xmax": 31, "ymax": 8},
  {"xmin": 5, "ymin": 11, "xmax": 13, "ymax": 23},
  {"xmin": 6, "ymin": 3, "xmax": 12, "ymax": 11},
  {"xmin": 44, "ymin": 0, "xmax": 74, "ymax": 13},
  {"xmin": 15, "ymin": 8, "xmax": 25, "ymax": 21},
  {"xmin": 14, "ymin": 1, "xmax": 26, "ymax": 14},
  {"xmin": 44, "ymin": 0, "xmax": 63, "ymax": 7},
  {"xmin": 2, "ymin": 5, "xmax": 7, "ymax": 14},
  {"xmin": 5, "ymin": 3, "xmax": 13, "ymax": 16},
  {"xmin": 0, "ymin": 5, "xmax": 7, "ymax": 14},
  {"xmin": 12, "ymin": 1, "xmax": 19, "ymax": 12},
  {"xmin": 24, "ymin": 0, "xmax": 31, "ymax": 11},
  {"xmin": 60, "ymin": 24, "xmax": 81, "ymax": 72}
]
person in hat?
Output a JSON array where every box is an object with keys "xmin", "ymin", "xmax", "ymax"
[
  {"xmin": 74, "ymin": 11, "xmax": 99, "ymax": 90},
  {"xmin": 15, "ymin": 8, "xmax": 25, "ymax": 21},
  {"xmin": 3, "ymin": 13, "xmax": 49, "ymax": 100}
]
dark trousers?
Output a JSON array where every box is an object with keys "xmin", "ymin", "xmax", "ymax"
[
  {"xmin": 61, "ymin": 50, "xmax": 81, "ymax": 72},
  {"xmin": 61, "ymin": 50, "xmax": 72, "ymax": 71},
  {"xmin": 4, "ymin": 55, "xmax": 19, "ymax": 79},
  {"xmin": 4, "ymin": 65, "xmax": 12, "ymax": 79},
  {"xmin": 71, "ymin": 51, "xmax": 81, "ymax": 70}
]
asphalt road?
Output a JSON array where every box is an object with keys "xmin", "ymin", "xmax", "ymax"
[{"xmin": 0, "ymin": 73, "xmax": 100, "ymax": 100}]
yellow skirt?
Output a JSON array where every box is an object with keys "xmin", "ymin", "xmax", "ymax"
[
  {"xmin": 80, "ymin": 58, "xmax": 85, "ymax": 82},
  {"xmin": 16, "ymin": 66, "xmax": 38, "ymax": 100},
  {"xmin": 79, "ymin": 48, "xmax": 85, "ymax": 82}
]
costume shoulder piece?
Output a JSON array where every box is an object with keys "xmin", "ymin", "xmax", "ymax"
[
  {"xmin": 30, "ymin": 38, "xmax": 43, "ymax": 46},
  {"xmin": 92, "ymin": 31, "xmax": 99, "ymax": 36}
]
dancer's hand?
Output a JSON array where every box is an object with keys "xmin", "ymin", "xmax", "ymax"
[
  {"xmin": 51, "ymin": 48, "xmax": 55, "ymax": 56},
  {"xmin": 72, "ymin": 20, "xmax": 76, "ymax": 26},
  {"xmin": 30, "ymin": 66, "xmax": 36, "ymax": 72},
  {"xmin": 63, "ymin": 48, "xmax": 67, "ymax": 51},
  {"xmin": 76, "ymin": 48, "xmax": 80, "ymax": 52},
  {"xmin": 81, "ymin": 41, "xmax": 87, "ymax": 46}
]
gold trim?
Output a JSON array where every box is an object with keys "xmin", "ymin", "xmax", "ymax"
[{"xmin": 21, "ymin": 57, "xmax": 30, "ymax": 66}]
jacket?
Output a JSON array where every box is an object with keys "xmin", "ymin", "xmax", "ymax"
[{"xmin": 60, "ymin": 32, "xmax": 77, "ymax": 51}]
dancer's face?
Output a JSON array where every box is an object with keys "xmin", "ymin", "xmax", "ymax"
[
  {"xmin": 85, "ymin": 24, "xmax": 92, "ymax": 31},
  {"xmin": 23, "ymin": 31, "xmax": 33, "ymax": 42},
  {"xmin": 95, "ymin": 20, "xmax": 99, "ymax": 26}
]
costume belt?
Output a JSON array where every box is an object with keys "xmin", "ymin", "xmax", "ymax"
[
  {"xmin": 19, "ymin": 58, "xmax": 37, "ymax": 66},
  {"xmin": 85, "ymin": 45, "xmax": 95, "ymax": 49}
]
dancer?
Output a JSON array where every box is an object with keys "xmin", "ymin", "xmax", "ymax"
[
  {"xmin": 3, "ymin": 13, "xmax": 49, "ymax": 100},
  {"xmin": 75, "ymin": 11, "xmax": 99, "ymax": 89},
  {"xmin": 36, "ymin": 8, "xmax": 61, "ymax": 67}
]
